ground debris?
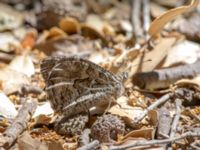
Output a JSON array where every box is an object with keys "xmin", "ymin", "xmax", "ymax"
[{"xmin": 0, "ymin": 0, "xmax": 200, "ymax": 149}]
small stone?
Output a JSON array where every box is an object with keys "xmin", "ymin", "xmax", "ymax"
[{"xmin": 91, "ymin": 114, "xmax": 125, "ymax": 143}]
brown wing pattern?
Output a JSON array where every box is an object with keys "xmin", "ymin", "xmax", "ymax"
[{"xmin": 40, "ymin": 56, "xmax": 121, "ymax": 112}]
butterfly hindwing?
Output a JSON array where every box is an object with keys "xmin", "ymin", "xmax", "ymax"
[{"xmin": 40, "ymin": 56, "xmax": 120, "ymax": 112}]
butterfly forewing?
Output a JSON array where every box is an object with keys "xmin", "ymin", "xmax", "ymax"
[{"xmin": 41, "ymin": 56, "xmax": 120, "ymax": 112}]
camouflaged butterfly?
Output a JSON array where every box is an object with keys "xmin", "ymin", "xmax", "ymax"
[{"xmin": 40, "ymin": 56, "xmax": 127, "ymax": 135}]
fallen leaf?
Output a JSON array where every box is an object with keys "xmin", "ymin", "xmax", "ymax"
[
  {"xmin": 21, "ymin": 30, "xmax": 37, "ymax": 49},
  {"xmin": 148, "ymin": 0, "xmax": 199, "ymax": 37},
  {"xmin": 0, "ymin": 32, "xmax": 20, "ymax": 52},
  {"xmin": 163, "ymin": 40, "xmax": 200, "ymax": 67},
  {"xmin": 150, "ymin": 2, "xmax": 168, "ymax": 18},
  {"xmin": 0, "ymin": 68, "xmax": 30, "ymax": 94},
  {"xmin": 8, "ymin": 54, "xmax": 35, "ymax": 77},
  {"xmin": 18, "ymin": 132, "xmax": 48, "ymax": 150},
  {"xmin": 0, "ymin": 92, "xmax": 17, "ymax": 119},
  {"xmin": 33, "ymin": 102, "xmax": 54, "ymax": 118},
  {"xmin": 59, "ymin": 17, "xmax": 81, "ymax": 34},
  {"xmin": 176, "ymin": 12, "xmax": 200, "ymax": 41},
  {"xmin": 0, "ymin": 2, "xmax": 24, "ymax": 31},
  {"xmin": 130, "ymin": 37, "xmax": 177, "ymax": 75},
  {"xmin": 109, "ymin": 96, "xmax": 144, "ymax": 127},
  {"xmin": 119, "ymin": 128, "xmax": 155, "ymax": 142},
  {"xmin": 81, "ymin": 24, "xmax": 108, "ymax": 46},
  {"xmin": 86, "ymin": 14, "xmax": 105, "ymax": 32}
]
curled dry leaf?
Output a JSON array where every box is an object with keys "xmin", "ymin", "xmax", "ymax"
[
  {"xmin": 81, "ymin": 24, "xmax": 108, "ymax": 46},
  {"xmin": 86, "ymin": 14, "xmax": 105, "ymax": 32},
  {"xmin": 148, "ymin": 0, "xmax": 199, "ymax": 37},
  {"xmin": 118, "ymin": 128, "xmax": 155, "ymax": 144},
  {"xmin": 47, "ymin": 27, "xmax": 67, "ymax": 40},
  {"xmin": 59, "ymin": 17, "xmax": 81, "ymax": 34}
]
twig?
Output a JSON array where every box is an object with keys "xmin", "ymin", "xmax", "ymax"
[
  {"xmin": 169, "ymin": 99, "xmax": 182, "ymax": 138},
  {"xmin": 142, "ymin": 0, "xmax": 150, "ymax": 38},
  {"xmin": 166, "ymin": 99, "xmax": 182, "ymax": 150},
  {"xmin": 21, "ymin": 85, "xmax": 43, "ymax": 95},
  {"xmin": 109, "ymin": 131, "xmax": 200, "ymax": 150},
  {"xmin": 132, "ymin": 60, "xmax": 200, "ymax": 90},
  {"xmin": 191, "ymin": 140, "xmax": 200, "ymax": 150},
  {"xmin": 77, "ymin": 140, "xmax": 100, "ymax": 150},
  {"xmin": 133, "ymin": 93, "xmax": 173, "ymax": 123},
  {"xmin": 0, "ymin": 99, "xmax": 37, "ymax": 149},
  {"xmin": 157, "ymin": 107, "xmax": 172, "ymax": 139},
  {"xmin": 131, "ymin": 0, "xmax": 143, "ymax": 41}
]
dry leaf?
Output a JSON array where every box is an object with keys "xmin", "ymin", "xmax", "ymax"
[
  {"xmin": 86, "ymin": 14, "xmax": 105, "ymax": 32},
  {"xmin": 8, "ymin": 54, "xmax": 35, "ymax": 77},
  {"xmin": 21, "ymin": 30, "xmax": 37, "ymax": 49},
  {"xmin": 0, "ymin": 68, "xmax": 30, "ymax": 94},
  {"xmin": 150, "ymin": 2, "xmax": 168, "ymax": 18},
  {"xmin": 0, "ymin": 2, "xmax": 24, "ymax": 31},
  {"xmin": 18, "ymin": 132, "xmax": 48, "ymax": 150},
  {"xmin": 33, "ymin": 115, "xmax": 52, "ymax": 126},
  {"xmin": 119, "ymin": 128, "xmax": 155, "ymax": 142},
  {"xmin": 130, "ymin": 37, "xmax": 177, "ymax": 75},
  {"xmin": 33, "ymin": 102, "xmax": 54, "ymax": 118},
  {"xmin": 0, "ymin": 32, "xmax": 20, "ymax": 52},
  {"xmin": 148, "ymin": 110, "xmax": 159, "ymax": 127},
  {"xmin": 59, "ymin": 17, "xmax": 81, "ymax": 34},
  {"xmin": 0, "ymin": 92, "xmax": 17, "ymax": 119},
  {"xmin": 148, "ymin": 0, "xmax": 199, "ymax": 37},
  {"xmin": 81, "ymin": 24, "xmax": 108, "ymax": 46},
  {"xmin": 163, "ymin": 40, "xmax": 200, "ymax": 67},
  {"xmin": 108, "ymin": 96, "xmax": 144, "ymax": 127}
]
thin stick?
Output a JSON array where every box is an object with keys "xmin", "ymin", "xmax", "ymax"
[
  {"xmin": 77, "ymin": 140, "xmax": 100, "ymax": 150},
  {"xmin": 133, "ymin": 93, "xmax": 173, "ymax": 123},
  {"xmin": 0, "ymin": 99, "xmax": 37, "ymax": 149},
  {"xmin": 21, "ymin": 85, "xmax": 43, "ymax": 95},
  {"xmin": 132, "ymin": 60, "xmax": 200, "ymax": 90},
  {"xmin": 131, "ymin": 0, "xmax": 143, "ymax": 40},
  {"xmin": 142, "ymin": 0, "xmax": 150, "ymax": 38},
  {"xmin": 169, "ymin": 99, "xmax": 182, "ymax": 138},
  {"xmin": 109, "ymin": 131, "xmax": 200, "ymax": 150}
]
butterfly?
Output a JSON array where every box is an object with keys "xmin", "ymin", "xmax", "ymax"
[{"xmin": 41, "ymin": 56, "xmax": 127, "ymax": 119}]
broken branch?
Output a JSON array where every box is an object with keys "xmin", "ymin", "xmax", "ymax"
[
  {"xmin": 0, "ymin": 99, "xmax": 37, "ymax": 149},
  {"xmin": 109, "ymin": 131, "xmax": 200, "ymax": 150}
]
